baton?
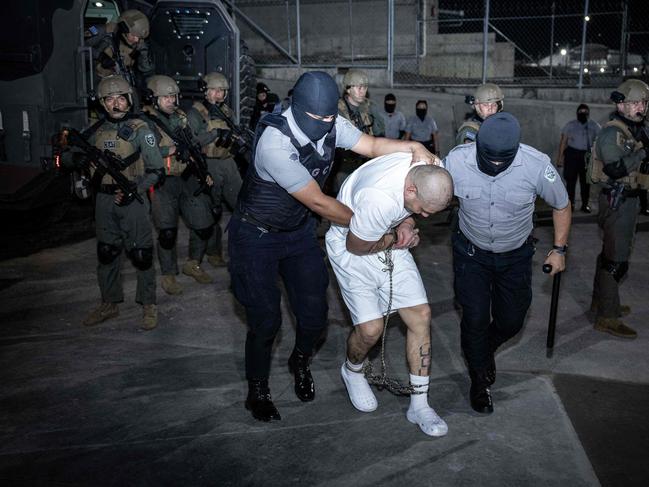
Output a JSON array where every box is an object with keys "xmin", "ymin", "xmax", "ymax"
[{"xmin": 542, "ymin": 264, "xmax": 562, "ymax": 356}]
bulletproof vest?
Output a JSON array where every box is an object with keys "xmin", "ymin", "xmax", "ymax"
[
  {"xmin": 456, "ymin": 119, "xmax": 482, "ymax": 144},
  {"xmin": 338, "ymin": 97, "xmax": 374, "ymax": 135},
  {"xmin": 588, "ymin": 119, "xmax": 648, "ymax": 189},
  {"xmin": 90, "ymin": 117, "xmax": 146, "ymax": 185},
  {"xmin": 95, "ymin": 29, "xmax": 136, "ymax": 79},
  {"xmin": 142, "ymin": 106, "xmax": 187, "ymax": 176},
  {"xmin": 192, "ymin": 101, "xmax": 232, "ymax": 159},
  {"xmin": 237, "ymin": 113, "xmax": 337, "ymax": 231}
]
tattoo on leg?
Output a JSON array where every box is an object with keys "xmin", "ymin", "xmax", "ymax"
[
  {"xmin": 347, "ymin": 329, "xmax": 367, "ymax": 365},
  {"xmin": 417, "ymin": 344, "xmax": 431, "ymax": 376}
]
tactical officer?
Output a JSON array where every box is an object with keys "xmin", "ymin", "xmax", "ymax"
[
  {"xmin": 141, "ymin": 75, "xmax": 219, "ymax": 293},
  {"xmin": 380, "ymin": 93, "xmax": 406, "ymax": 140},
  {"xmin": 230, "ymin": 71, "xmax": 438, "ymax": 422},
  {"xmin": 187, "ymin": 72, "xmax": 243, "ymax": 268},
  {"xmin": 589, "ymin": 79, "xmax": 649, "ymax": 339},
  {"xmin": 88, "ymin": 9, "xmax": 154, "ymax": 92},
  {"xmin": 77, "ymin": 76, "xmax": 165, "ymax": 330},
  {"xmin": 456, "ymin": 83, "xmax": 504, "ymax": 146},
  {"xmin": 444, "ymin": 113, "xmax": 571, "ymax": 413},
  {"xmin": 557, "ymin": 104, "xmax": 601, "ymax": 212},
  {"xmin": 333, "ymin": 69, "xmax": 385, "ymax": 192},
  {"xmin": 405, "ymin": 100, "xmax": 440, "ymax": 156}
]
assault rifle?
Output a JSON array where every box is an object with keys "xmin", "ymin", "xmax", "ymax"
[
  {"xmin": 54, "ymin": 128, "xmax": 143, "ymax": 204},
  {"xmin": 110, "ymin": 34, "xmax": 135, "ymax": 88},
  {"xmin": 173, "ymin": 125, "xmax": 212, "ymax": 197},
  {"xmin": 207, "ymin": 103, "xmax": 255, "ymax": 153}
]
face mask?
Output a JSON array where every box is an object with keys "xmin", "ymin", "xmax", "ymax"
[
  {"xmin": 292, "ymin": 109, "xmax": 335, "ymax": 142},
  {"xmin": 475, "ymin": 112, "xmax": 521, "ymax": 177},
  {"xmin": 577, "ymin": 113, "xmax": 589, "ymax": 124},
  {"xmin": 291, "ymin": 71, "xmax": 339, "ymax": 142},
  {"xmin": 416, "ymin": 108, "xmax": 427, "ymax": 121},
  {"xmin": 385, "ymin": 102, "xmax": 396, "ymax": 113}
]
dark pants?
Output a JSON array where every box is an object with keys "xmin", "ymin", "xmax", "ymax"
[
  {"xmin": 228, "ymin": 217, "xmax": 329, "ymax": 380},
  {"xmin": 452, "ymin": 230, "xmax": 534, "ymax": 372},
  {"xmin": 563, "ymin": 147, "xmax": 590, "ymax": 208}
]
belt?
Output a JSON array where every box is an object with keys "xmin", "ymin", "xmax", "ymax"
[
  {"xmin": 234, "ymin": 210, "xmax": 293, "ymax": 233},
  {"xmin": 456, "ymin": 229, "xmax": 534, "ymax": 256},
  {"xmin": 601, "ymin": 187, "xmax": 641, "ymax": 198}
]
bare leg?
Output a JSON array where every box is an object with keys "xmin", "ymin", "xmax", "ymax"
[
  {"xmin": 346, "ymin": 319, "xmax": 384, "ymax": 364},
  {"xmin": 397, "ymin": 303, "xmax": 432, "ymax": 376}
]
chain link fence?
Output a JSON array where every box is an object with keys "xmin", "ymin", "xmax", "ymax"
[{"xmin": 232, "ymin": 0, "xmax": 648, "ymax": 88}]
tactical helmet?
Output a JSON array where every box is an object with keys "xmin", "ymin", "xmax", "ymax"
[
  {"xmin": 473, "ymin": 83, "xmax": 504, "ymax": 104},
  {"xmin": 203, "ymin": 72, "xmax": 229, "ymax": 91},
  {"xmin": 118, "ymin": 9, "xmax": 150, "ymax": 38},
  {"xmin": 343, "ymin": 69, "xmax": 369, "ymax": 88},
  {"xmin": 147, "ymin": 75, "xmax": 180, "ymax": 97},
  {"xmin": 98, "ymin": 75, "xmax": 133, "ymax": 99},
  {"xmin": 611, "ymin": 79, "xmax": 649, "ymax": 103}
]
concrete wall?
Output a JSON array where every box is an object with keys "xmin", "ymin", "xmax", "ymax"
[{"xmin": 260, "ymin": 78, "xmax": 611, "ymax": 162}]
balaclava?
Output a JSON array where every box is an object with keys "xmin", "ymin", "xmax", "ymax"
[
  {"xmin": 291, "ymin": 71, "xmax": 339, "ymax": 142},
  {"xmin": 475, "ymin": 112, "xmax": 521, "ymax": 177}
]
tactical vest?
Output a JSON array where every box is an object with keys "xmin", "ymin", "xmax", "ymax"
[
  {"xmin": 142, "ymin": 106, "xmax": 187, "ymax": 176},
  {"xmin": 456, "ymin": 120, "xmax": 481, "ymax": 144},
  {"xmin": 237, "ymin": 113, "xmax": 337, "ymax": 231},
  {"xmin": 338, "ymin": 97, "xmax": 374, "ymax": 135},
  {"xmin": 588, "ymin": 119, "xmax": 648, "ymax": 189},
  {"xmin": 192, "ymin": 101, "xmax": 232, "ymax": 159},
  {"xmin": 95, "ymin": 29, "xmax": 136, "ymax": 79},
  {"xmin": 89, "ymin": 117, "xmax": 146, "ymax": 185}
]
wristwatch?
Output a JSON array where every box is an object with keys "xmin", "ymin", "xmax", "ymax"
[{"xmin": 549, "ymin": 244, "xmax": 568, "ymax": 256}]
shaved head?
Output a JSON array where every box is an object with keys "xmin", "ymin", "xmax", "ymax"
[{"xmin": 406, "ymin": 165, "xmax": 454, "ymax": 212}]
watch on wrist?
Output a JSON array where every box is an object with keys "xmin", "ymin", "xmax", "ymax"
[{"xmin": 550, "ymin": 244, "xmax": 568, "ymax": 255}]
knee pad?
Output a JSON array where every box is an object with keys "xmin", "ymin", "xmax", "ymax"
[
  {"xmin": 193, "ymin": 226, "xmax": 214, "ymax": 241},
  {"xmin": 158, "ymin": 228, "xmax": 177, "ymax": 250},
  {"xmin": 97, "ymin": 242, "xmax": 121, "ymax": 264},
  {"xmin": 129, "ymin": 247, "xmax": 154, "ymax": 270},
  {"xmin": 601, "ymin": 257, "xmax": 629, "ymax": 282}
]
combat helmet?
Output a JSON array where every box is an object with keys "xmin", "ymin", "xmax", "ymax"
[
  {"xmin": 117, "ymin": 9, "xmax": 150, "ymax": 38},
  {"xmin": 202, "ymin": 72, "xmax": 230, "ymax": 91},
  {"xmin": 97, "ymin": 75, "xmax": 133, "ymax": 106},
  {"xmin": 611, "ymin": 79, "xmax": 649, "ymax": 104},
  {"xmin": 343, "ymin": 69, "xmax": 369, "ymax": 89},
  {"xmin": 473, "ymin": 83, "xmax": 504, "ymax": 104},
  {"xmin": 146, "ymin": 75, "xmax": 180, "ymax": 107}
]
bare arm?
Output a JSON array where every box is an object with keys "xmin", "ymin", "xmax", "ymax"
[
  {"xmin": 543, "ymin": 204, "xmax": 572, "ymax": 275},
  {"xmin": 291, "ymin": 179, "xmax": 353, "ymax": 226},
  {"xmin": 404, "ymin": 132, "xmax": 412, "ymax": 141},
  {"xmin": 346, "ymin": 229, "xmax": 397, "ymax": 256},
  {"xmin": 351, "ymin": 133, "xmax": 441, "ymax": 165},
  {"xmin": 556, "ymin": 134, "xmax": 568, "ymax": 167}
]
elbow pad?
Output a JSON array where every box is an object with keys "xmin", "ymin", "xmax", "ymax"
[
  {"xmin": 145, "ymin": 167, "xmax": 166, "ymax": 185},
  {"xmin": 602, "ymin": 160, "xmax": 629, "ymax": 180}
]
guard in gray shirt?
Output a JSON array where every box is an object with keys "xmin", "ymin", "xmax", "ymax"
[{"xmin": 444, "ymin": 113, "xmax": 571, "ymax": 414}]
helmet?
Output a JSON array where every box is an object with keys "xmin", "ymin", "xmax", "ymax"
[
  {"xmin": 611, "ymin": 79, "xmax": 649, "ymax": 103},
  {"xmin": 473, "ymin": 83, "xmax": 504, "ymax": 104},
  {"xmin": 117, "ymin": 9, "xmax": 150, "ymax": 38},
  {"xmin": 343, "ymin": 69, "xmax": 369, "ymax": 88},
  {"xmin": 98, "ymin": 75, "xmax": 132, "ymax": 99},
  {"xmin": 203, "ymin": 72, "xmax": 229, "ymax": 91},
  {"xmin": 147, "ymin": 75, "xmax": 180, "ymax": 97}
]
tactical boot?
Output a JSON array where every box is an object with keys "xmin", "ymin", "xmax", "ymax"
[
  {"xmin": 245, "ymin": 380, "xmax": 281, "ymax": 422},
  {"xmin": 182, "ymin": 260, "xmax": 213, "ymax": 284},
  {"xmin": 161, "ymin": 275, "xmax": 183, "ymax": 295},
  {"xmin": 288, "ymin": 348, "xmax": 315, "ymax": 402},
  {"xmin": 83, "ymin": 302, "xmax": 119, "ymax": 327},
  {"xmin": 141, "ymin": 304, "xmax": 158, "ymax": 331},
  {"xmin": 594, "ymin": 317, "xmax": 637, "ymax": 339},
  {"xmin": 590, "ymin": 300, "xmax": 631, "ymax": 317},
  {"xmin": 207, "ymin": 253, "xmax": 226, "ymax": 267},
  {"xmin": 469, "ymin": 368, "xmax": 494, "ymax": 414}
]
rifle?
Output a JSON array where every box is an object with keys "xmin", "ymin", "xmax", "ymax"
[
  {"xmin": 605, "ymin": 180, "xmax": 626, "ymax": 210},
  {"xmin": 173, "ymin": 125, "xmax": 212, "ymax": 197},
  {"xmin": 56, "ymin": 128, "xmax": 143, "ymax": 204},
  {"xmin": 207, "ymin": 103, "xmax": 255, "ymax": 153},
  {"xmin": 110, "ymin": 33, "xmax": 135, "ymax": 88}
]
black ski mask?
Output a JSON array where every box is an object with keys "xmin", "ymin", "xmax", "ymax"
[
  {"xmin": 384, "ymin": 94, "xmax": 396, "ymax": 113},
  {"xmin": 577, "ymin": 103, "xmax": 589, "ymax": 124},
  {"xmin": 291, "ymin": 71, "xmax": 339, "ymax": 142},
  {"xmin": 475, "ymin": 112, "xmax": 521, "ymax": 177},
  {"xmin": 416, "ymin": 107, "xmax": 427, "ymax": 121}
]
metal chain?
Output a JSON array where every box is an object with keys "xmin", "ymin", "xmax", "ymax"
[{"xmin": 362, "ymin": 246, "xmax": 424, "ymax": 396}]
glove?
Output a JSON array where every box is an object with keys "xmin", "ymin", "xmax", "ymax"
[
  {"xmin": 98, "ymin": 51, "xmax": 116, "ymax": 69},
  {"xmin": 115, "ymin": 182, "xmax": 139, "ymax": 207},
  {"xmin": 215, "ymin": 129, "xmax": 233, "ymax": 148}
]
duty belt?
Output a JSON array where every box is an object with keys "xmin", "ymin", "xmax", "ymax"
[
  {"xmin": 234, "ymin": 210, "xmax": 301, "ymax": 233},
  {"xmin": 456, "ymin": 229, "xmax": 535, "ymax": 256}
]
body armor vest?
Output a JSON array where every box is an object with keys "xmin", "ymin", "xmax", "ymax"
[
  {"xmin": 90, "ymin": 117, "xmax": 146, "ymax": 185},
  {"xmin": 142, "ymin": 106, "xmax": 187, "ymax": 176},
  {"xmin": 192, "ymin": 101, "xmax": 232, "ymax": 159},
  {"xmin": 588, "ymin": 119, "xmax": 648, "ymax": 189},
  {"xmin": 237, "ymin": 114, "xmax": 337, "ymax": 231},
  {"xmin": 96, "ymin": 30, "xmax": 136, "ymax": 79},
  {"xmin": 338, "ymin": 97, "xmax": 374, "ymax": 135}
]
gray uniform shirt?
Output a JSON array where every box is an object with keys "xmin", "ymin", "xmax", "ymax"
[
  {"xmin": 379, "ymin": 110, "xmax": 406, "ymax": 139},
  {"xmin": 561, "ymin": 119, "xmax": 601, "ymax": 151},
  {"xmin": 254, "ymin": 108, "xmax": 363, "ymax": 193},
  {"xmin": 444, "ymin": 143, "xmax": 570, "ymax": 252},
  {"xmin": 406, "ymin": 115, "xmax": 438, "ymax": 142}
]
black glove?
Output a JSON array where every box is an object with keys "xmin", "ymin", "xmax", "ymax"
[
  {"xmin": 116, "ymin": 181, "xmax": 139, "ymax": 207},
  {"xmin": 98, "ymin": 51, "xmax": 116, "ymax": 69},
  {"xmin": 215, "ymin": 129, "xmax": 233, "ymax": 148}
]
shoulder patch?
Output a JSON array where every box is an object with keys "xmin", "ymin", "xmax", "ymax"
[
  {"xmin": 145, "ymin": 133, "xmax": 156, "ymax": 147},
  {"xmin": 544, "ymin": 165, "xmax": 557, "ymax": 183}
]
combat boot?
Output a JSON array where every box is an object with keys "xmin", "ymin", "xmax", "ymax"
[
  {"xmin": 589, "ymin": 300, "xmax": 631, "ymax": 317},
  {"xmin": 594, "ymin": 317, "xmax": 637, "ymax": 339},
  {"xmin": 142, "ymin": 304, "xmax": 158, "ymax": 331},
  {"xmin": 182, "ymin": 260, "xmax": 213, "ymax": 284},
  {"xmin": 469, "ymin": 368, "xmax": 494, "ymax": 414},
  {"xmin": 288, "ymin": 348, "xmax": 315, "ymax": 402},
  {"xmin": 245, "ymin": 380, "xmax": 281, "ymax": 422},
  {"xmin": 161, "ymin": 275, "xmax": 183, "ymax": 295},
  {"xmin": 206, "ymin": 252, "xmax": 226, "ymax": 267},
  {"xmin": 83, "ymin": 302, "xmax": 119, "ymax": 327}
]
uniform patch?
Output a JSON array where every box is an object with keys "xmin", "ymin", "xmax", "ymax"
[
  {"xmin": 544, "ymin": 165, "xmax": 557, "ymax": 183},
  {"xmin": 145, "ymin": 134, "xmax": 156, "ymax": 147},
  {"xmin": 466, "ymin": 131, "xmax": 476, "ymax": 141},
  {"xmin": 103, "ymin": 140, "xmax": 116, "ymax": 150}
]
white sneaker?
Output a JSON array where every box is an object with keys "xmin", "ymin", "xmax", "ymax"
[
  {"xmin": 340, "ymin": 363, "xmax": 378, "ymax": 412},
  {"xmin": 406, "ymin": 406, "xmax": 448, "ymax": 437}
]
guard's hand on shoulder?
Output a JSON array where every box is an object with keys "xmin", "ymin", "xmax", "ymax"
[{"xmin": 410, "ymin": 142, "xmax": 441, "ymax": 166}]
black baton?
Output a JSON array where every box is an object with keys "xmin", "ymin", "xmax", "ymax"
[{"xmin": 542, "ymin": 264, "xmax": 562, "ymax": 355}]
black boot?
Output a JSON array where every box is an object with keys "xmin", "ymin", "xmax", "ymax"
[
  {"xmin": 245, "ymin": 380, "xmax": 281, "ymax": 422},
  {"xmin": 288, "ymin": 348, "xmax": 315, "ymax": 402},
  {"xmin": 469, "ymin": 368, "xmax": 494, "ymax": 414},
  {"xmin": 485, "ymin": 352, "xmax": 496, "ymax": 386}
]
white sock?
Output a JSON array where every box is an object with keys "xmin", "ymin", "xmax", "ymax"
[
  {"xmin": 409, "ymin": 374, "xmax": 430, "ymax": 410},
  {"xmin": 345, "ymin": 358, "xmax": 364, "ymax": 373}
]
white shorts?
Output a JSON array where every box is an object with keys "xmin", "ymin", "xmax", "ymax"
[{"xmin": 326, "ymin": 237, "xmax": 428, "ymax": 325}]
